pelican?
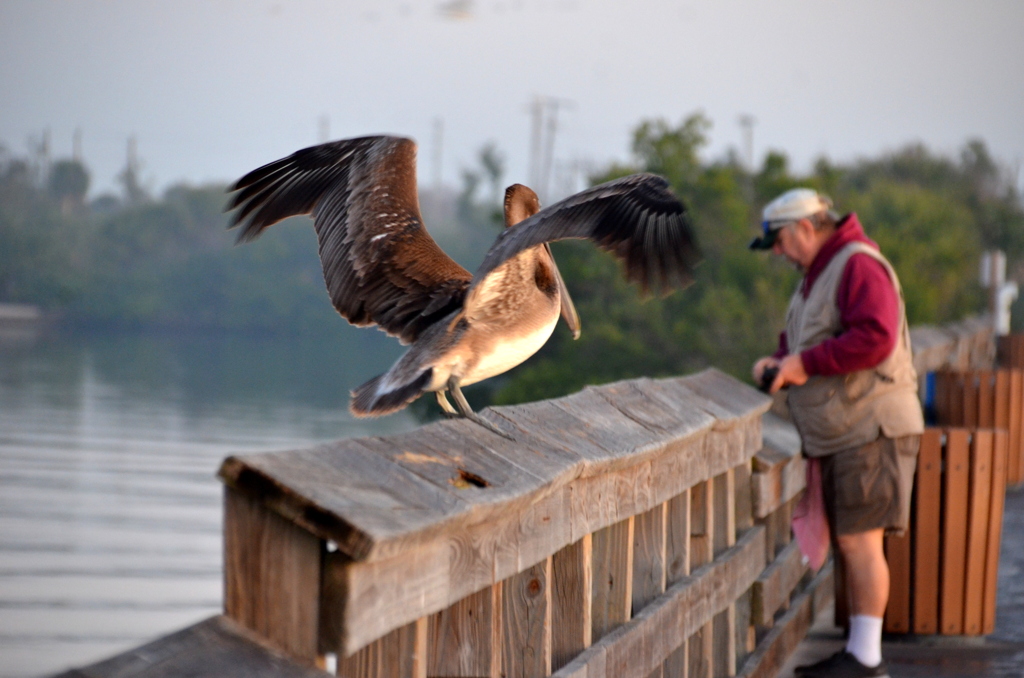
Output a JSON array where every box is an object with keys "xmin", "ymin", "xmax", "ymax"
[{"xmin": 227, "ymin": 135, "xmax": 699, "ymax": 438}]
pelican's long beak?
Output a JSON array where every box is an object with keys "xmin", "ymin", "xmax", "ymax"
[{"xmin": 545, "ymin": 244, "xmax": 581, "ymax": 339}]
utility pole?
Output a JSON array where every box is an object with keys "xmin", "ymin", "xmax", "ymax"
[
  {"xmin": 36, "ymin": 128, "xmax": 52, "ymax": 185},
  {"xmin": 528, "ymin": 96, "xmax": 544, "ymax": 190},
  {"xmin": 526, "ymin": 96, "xmax": 574, "ymax": 201},
  {"xmin": 73, "ymin": 128, "xmax": 83, "ymax": 163}
]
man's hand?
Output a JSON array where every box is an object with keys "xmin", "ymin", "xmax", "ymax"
[{"xmin": 770, "ymin": 353, "xmax": 808, "ymax": 394}]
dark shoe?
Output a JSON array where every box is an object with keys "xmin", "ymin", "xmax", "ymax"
[{"xmin": 794, "ymin": 650, "xmax": 888, "ymax": 678}]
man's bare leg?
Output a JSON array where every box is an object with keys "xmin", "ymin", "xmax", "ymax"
[{"xmin": 836, "ymin": 528, "xmax": 887, "ymax": 668}]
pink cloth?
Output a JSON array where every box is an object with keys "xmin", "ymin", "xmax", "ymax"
[{"xmin": 791, "ymin": 457, "xmax": 830, "ymax": 572}]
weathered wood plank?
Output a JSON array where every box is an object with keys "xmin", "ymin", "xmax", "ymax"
[
  {"xmin": 592, "ymin": 379, "xmax": 718, "ymax": 448},
  {"xmin": 963, "ymin": 429, "xmax": 993, "ymax": 635},
  {"xmin": 502, "ymin": 558, "xmax": 552, "ymax": 678},
  {"xmin": 219, "ymin": 442, "xmax": 465, "ymax": 562},
  {"xmin": 428, "ymin": 584, "xmax": 502, "ymax": 678},
  {"xmin": 632, "ymin": 503, "xmax": 668, "ymax": 614},
  {"xmin": 734, "ymin": 461, "xmax": 753, "ymax": 534},
  {"xmin": 662, "ymin": 643, "xmax": 688, "ymax": 678},
  {"xmin": 734, "ymin": 587, "xmax": 755, "ymax": 671},
  {"xmin": 688, "ymin": 626, "xmax": 713, "ymax": 678},
  {"xmin": 321, "ymin": 542, "xmax": 448, "ymax": 656},
  {"xmin": 570, "ymin": 461, "xmax": 652, "ymax": 543},
  {"xmin": 552, "ymin": 535, "xmax": 593, "ymax": 672},
  {"xmin": 551, "ymin": 527, "xmax": 765, "ymax": 678},
  {"xmin": 712, "ymin": 471, "xmax": 735, "ymax": 556},
  {"xmin": 735, "ymin": 563, "xmax": 834, "ymax": 678},
  {"xmin": 354, "ymin": 429, "xmax": 548, "ymax": 512},
  {"xmin": 592, "ymin": 517, "xmax": 635, "ymax": 641},
  {"xmin": 751, "ymin": 415, "xmax": 804, "ymax": 520},
  {"xmin": 750, "ymin": 541, "xmax": 807, "ymax": 627},
  {"xmin": 665, "ymin": 490, "xmax": 691, "ymax": 585},
  {"xmin": 336, "ymin": 619, "xmax": 426, "ymax": 678},
  {"xmin": 690, "ymin": 481, "xmax": 714, "ymax": 570},
  {"xmin": 224, "ymin": 487, "xmax": 321, "ymax": 663},
  {"xmin": 712, "ymin": 607, "xmax": 735, "ymax": 678},
  {"xmin": 678, "ymin": 369, "xmax": 773, "ymax": 423},
  {"xmin": 54, "ymin": 615, "xmax": 332, "ymax": 678}
]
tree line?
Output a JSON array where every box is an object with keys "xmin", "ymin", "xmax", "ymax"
[{"xmin": 1, "ymin": 118, "xmax": 1022, "ymax": 409}]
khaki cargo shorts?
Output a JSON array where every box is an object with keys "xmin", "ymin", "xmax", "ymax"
[{"xmin": 819, "ymin": 434, "xmax": 920, "ymax": 537}]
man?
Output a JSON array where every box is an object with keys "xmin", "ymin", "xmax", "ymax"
[{"xmin": 750, "ymin": 188, "xmax": 923, "ymax": 678}]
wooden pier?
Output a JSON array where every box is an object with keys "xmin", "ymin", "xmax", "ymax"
[{"xmin": 58, "ymin": 319, "xmax": 997, "ymax": 678}]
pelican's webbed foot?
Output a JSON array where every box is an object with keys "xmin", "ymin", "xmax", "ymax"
[
  {"xmin": 446, "ymin": 379, "xmax": 514, "ymax": 441},
  {"xmin": 436, "ymin": 391, "xmax": 460, "ymax": 418}
]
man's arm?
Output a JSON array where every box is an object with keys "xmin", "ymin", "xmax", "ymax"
[{"xmin": 800, "ymin": 253, "xmax": 900, "ymax": 376}]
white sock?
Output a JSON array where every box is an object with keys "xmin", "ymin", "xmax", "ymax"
[{"xmin": 846, "ymin": 614, "xmax": 883, "ymax": 667}]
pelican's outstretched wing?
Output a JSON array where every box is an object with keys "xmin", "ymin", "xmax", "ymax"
[
  {"xmin": 469, "ymin": 173, "xmax": 700, "ymax": 294},
  {"xmin": 227, "ymin": 136, "xmax": 472, "ymax": 344}
]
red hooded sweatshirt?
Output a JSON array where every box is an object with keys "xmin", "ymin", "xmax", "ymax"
[{"xmin": 774, "ymin": 213, "xmax": 901, "ymax": 376}]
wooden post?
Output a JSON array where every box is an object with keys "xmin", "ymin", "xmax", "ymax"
[
  {"xmin": 983, "ymin": 430, "xmax": 1009, "ymax": 633},
  {"xmin": 732, "ymin": 461, "xmax": 755, "ymax": 667},
  {"xmin": 665, "ymin": 490, "xmax": 691, "ymax": 586},
  {"xmin": 592, "ymin": 517, "xmax": 634, "ymax": 641},
  {"xmin": 1012, "ymin": 370, "xmax": 1024, "ymax": 485},
  {"xmin": 632, "ymin": 502, "xmax": 667, "ymax": 678},
  {"xmin": 663, "ymin": 490, "xmax": 691, "ymax": 678},
  {"xmin": 711, "ymin": 471, "xmax": 736, "ymax": 677},
  {"xmin": 883, "ymin": 529, "xmax": 911, "ymax": 633},
  {"xmin": 337, "ymin": 619, "xmax": 427, "ymax": 678},
  {"xmin": 978, "ymin": 371, "xmax": 995, "ymax": 427},
  {"xmin": 913, "ymin": 429, "xmax": 943, "ymax": 634},
  {"xmin": 1011, "ymin": 372, "xmax": 1024, "ymax": 489},
  {"xmin": 633, "ymin": 503, "xmax": 668, "ymax": 614},
  {"xmin": 223, "ymin": 487, "xmax": 322, "ymax": 663},
  {"xmin": 502, "ymin": 558, "xmax": 553, "ymax": 678},
  {"xmin": 940, "ymin": 429, "xmax": 970, "ymax": 634},
  {"xmin": 552, "ymin": 536, "xmax": 593, "ymax": 672},
  {"xmin": 428, "ymin": 585, "xmax": 503, "ymax": 677},
  {"xmin": 688, "ymin": 480, "xmax": 714, "ymax": 678},
  {"xmin": 963, "ymin": 430, "xmax": 994, "ymax": 635},
  {"xmin": 963, "ymin": 371, "xmax": 979, "ymax": 427}
]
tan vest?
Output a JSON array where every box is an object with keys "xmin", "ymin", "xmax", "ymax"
[{"xmin": 785, "ymin": 242, "xmax": 924, "ymax": 457}]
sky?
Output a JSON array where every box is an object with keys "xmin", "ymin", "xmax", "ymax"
[{"xmin": 1, "ymin": 0, "xmax": 1023, "ymax": 200}]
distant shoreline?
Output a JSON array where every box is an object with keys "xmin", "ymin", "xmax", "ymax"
[{"xmin": 0, "ymin": 302, "xmax": 47, "ymax": 339}]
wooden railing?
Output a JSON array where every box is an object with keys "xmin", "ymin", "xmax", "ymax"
[
  {"xmin": 211, "ymin": 319, "xmax": 996, "ymax": 678},
  {"xmin": 218, "ymin": 369, "xmax": 824, "ymax": 678}
]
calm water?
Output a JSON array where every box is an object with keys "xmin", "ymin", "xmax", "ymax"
[{"xmin": 0, "ymin": 329, "xmax": 417, "ymax": 678}]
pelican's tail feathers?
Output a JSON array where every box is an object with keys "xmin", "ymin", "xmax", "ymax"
[{"xmin": 350, "ymin": 368, "xmax": 433, "ymax": 417}]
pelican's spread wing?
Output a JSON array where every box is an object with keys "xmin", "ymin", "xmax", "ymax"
[
  {"xmin": 470, "ymin": 173, "xmax": 700, "ymax": 295},
  {"xmin": 227, "ymin": 136, "xmax": 472, "ymax": 344}
]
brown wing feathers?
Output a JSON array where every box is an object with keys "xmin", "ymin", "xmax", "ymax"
[
  {"xmin": 227, "ymin": 136, "xmax": 472, "ymax": 344},
  {"xmin": 471, "ymin": 173, "xmax": 700, "ymax": 294}
]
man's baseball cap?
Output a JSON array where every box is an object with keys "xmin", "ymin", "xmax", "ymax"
[{"xmin": 749, "ymin": 188, "xmax": 833, "ymax": 250}]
